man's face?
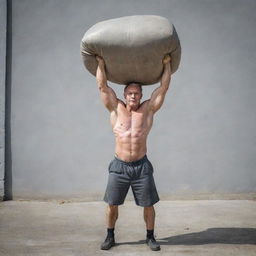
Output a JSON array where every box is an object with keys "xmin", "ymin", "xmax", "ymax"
[{"xmin": 124, "ymin": 84, "xmax": 142, "ymax": 109}]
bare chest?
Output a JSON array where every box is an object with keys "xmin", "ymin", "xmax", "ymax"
[{"xmin": 112, "ymin": 108, "xmax": 153, "ymax": 138}]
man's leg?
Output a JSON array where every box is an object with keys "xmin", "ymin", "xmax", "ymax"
[
  {"xmin": 144, "ymin": 205, "xmax": 160, "ymax": 251},
  {"xmin": 102, "ymin": 157, "xmax": 130, "ymax": 250},
  {"xmin": 144, "ymin": 205, "xmax": 155, "ymax": 230},
  {"xmin": 101, "ymin": 205, "xmax": 118, "ymax": 250},
  {"xmin": 130, "ymin": 156, "xmax": 160, "ymax": 251},
  {"xmin": 106, "ymin": 204, "xmax": 118, "ymax": 228}
]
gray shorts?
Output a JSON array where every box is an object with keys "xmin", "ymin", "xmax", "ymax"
[{"xmin": 103, "ymin": 155, "xmax": 160, "ymax": 207}]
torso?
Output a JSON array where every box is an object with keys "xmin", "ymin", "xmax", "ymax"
[{"xmin": 110, "ymin": 100, "xmax": 153, "ymax": 162}]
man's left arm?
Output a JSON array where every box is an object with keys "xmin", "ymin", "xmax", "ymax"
[{"xmin": 147, "ymin": 55, "xmax": 172, "ymax": 113}]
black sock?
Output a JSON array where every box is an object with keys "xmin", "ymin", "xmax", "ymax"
[
  {"xmin": 107, "ymin": 228, "xmax": 115, "ymax": 238},
  {"xmin": 147, "ymin": 229, "xmax": 154, "ymax": 239}
]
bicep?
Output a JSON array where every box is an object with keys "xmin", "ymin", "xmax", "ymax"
[
  {"xmin": 148, "ymin": 87, "xmax": 168, "ymax": 113},
  {"xmin": 100, "ymin": 86, "xmax": 118, "ymax": 112}
]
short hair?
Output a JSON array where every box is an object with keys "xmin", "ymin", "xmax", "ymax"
[{"xmin": 124, "ymin": 82, "xmax": 142, "ymax": 93}]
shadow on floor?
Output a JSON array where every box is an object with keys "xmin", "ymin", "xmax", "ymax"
[{"xmin": 116, "ymin": 228, "xmax": 256, "ymax": 246}]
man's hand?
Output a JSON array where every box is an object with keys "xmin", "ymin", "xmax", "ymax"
[
  {"xmin": 162, "ymin": 54, "xmax": 171, "ymax": 65},
  {"xmin": 162, "ymin": 54, "xmax": 172, "ymax": 75},
  {"xmin": 96, "ymin": 55, "xmax": 105, "ymax": 67}
]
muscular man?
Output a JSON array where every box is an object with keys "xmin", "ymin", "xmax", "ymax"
[{"xmin": 96, "ymin": 55, "xmax": 171, "ymax": 251}]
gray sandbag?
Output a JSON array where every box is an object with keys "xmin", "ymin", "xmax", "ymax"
[{"xmin": 80, "ymin": 15, "xmax": 181, "ymax": 85}]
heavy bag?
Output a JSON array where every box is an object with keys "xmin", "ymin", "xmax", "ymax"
[{"xmin": 80, "ymin": 15, "xmax": 181, "ymax": 85}]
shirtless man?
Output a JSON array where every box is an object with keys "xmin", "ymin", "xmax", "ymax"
[{"xmin": 96, "ymin": 55, "xmax": 171, "ymax": 251}]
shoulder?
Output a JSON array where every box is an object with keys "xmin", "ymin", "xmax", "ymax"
[
  {"xmin": 139, "ymin": 100, "xmax": 152, "ymax": 113},
  {"xmin": 140, "ymin": 100, "xmax": 150, "ymax": 108},
  {"xmin": 117, "ymin": 99, "xmax": 126, "ymax": 108},
  {"xmin": 117, "ymin": 99, "xmax": 125, "ymax": 105},
  {"xmin": 114, "ymin": 99, "xmax": 126, "ymax": 113}
]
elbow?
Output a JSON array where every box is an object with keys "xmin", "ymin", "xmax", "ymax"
[
  {"xmin": 98, "ymin": 85, "xmax": 106, "ymax": 92},
  {"xmin": 162, "ymin": 79, "xmax": 171, "ymax": 92},
  {"xmin": 96, "ymin": 78, "xmax": 107, "ymax": 90},
  {"xmin": 160, "ymin": 84, "xmax": 169, "ymax": 94},
  {"xmin": 98, "ymin": 84, "xmax": 108, "ymax": 93}
]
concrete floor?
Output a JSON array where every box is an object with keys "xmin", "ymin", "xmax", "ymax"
[{"xmin": 0, "ymin": 200, "xmax": 256, "ymax": 256}]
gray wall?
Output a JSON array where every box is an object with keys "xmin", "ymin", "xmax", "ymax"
[{"xmin": 8, "ymin": 0, "xmax": 256, "ymax": 200}]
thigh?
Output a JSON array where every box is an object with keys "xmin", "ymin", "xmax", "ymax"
[
  {"xmin": 104, "ymin": 172, "xmax": 130, "ymax": 205},
  {"xmin": 131, "ymin": 174, "xmax": 159, "ymax": 207}
]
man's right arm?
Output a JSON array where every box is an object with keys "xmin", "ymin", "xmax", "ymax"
[{"xmin": 96, "ymin": 56, "xmax": 118, "ymax": 112}]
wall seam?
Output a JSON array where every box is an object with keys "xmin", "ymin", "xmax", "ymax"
[
  {"xmin": 0, "ymin": 0, "xmax": 7, "ymax": 201},
  {"xmin": 4, "ymin": 0, "xmax": 12, "ymax": 200}
]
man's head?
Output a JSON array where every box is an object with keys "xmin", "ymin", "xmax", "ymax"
[{"xmin": 124, "ymin": 82, "xmax": 143, "ymax": 110}]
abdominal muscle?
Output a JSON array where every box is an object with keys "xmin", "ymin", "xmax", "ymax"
[{"xmin": 114, "ymin": 133, "xmax": 147, "ymax": 162}]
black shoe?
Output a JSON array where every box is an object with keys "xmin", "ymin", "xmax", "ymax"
[
  {"xmin": 101, "ymin": 236, "xmax": 115, "ymax": 250},
  {"xmin": 146, "ymin": 237, "xmax": 161, "ymax": 251}
]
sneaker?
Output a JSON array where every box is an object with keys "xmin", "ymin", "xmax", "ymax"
[
  {"xmin": 146, "ymin": 237, "xmax": 161, "ymax": 251},
  {"xmin": 100, "ymin": 236, "xmax": 115, "ymax": 250}
]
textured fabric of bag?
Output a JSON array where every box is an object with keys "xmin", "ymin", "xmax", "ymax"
[{"xmin": 80, "ymin": 15, "xmax": 181, "ymax": 85}]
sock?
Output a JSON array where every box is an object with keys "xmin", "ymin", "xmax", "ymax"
[
  {"xmin": 147, "ymin": 229, "xmax": 154, "ymax": 239},
  {"xmin": 107, "ymin": 228, "xmax": 115, "ymax": 238}
]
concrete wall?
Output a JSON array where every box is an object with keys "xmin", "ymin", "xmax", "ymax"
[
  {"xmin": 0, "ymin": 0, "xmax": 7, "ymax": 200},
  {"xmin": 7, "ymin": 0, "xmax": 256, "ymax": 200}
]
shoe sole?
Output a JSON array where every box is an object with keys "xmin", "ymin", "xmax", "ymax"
[
  {"xmin": 146, "ymin": 241, "xmax": 161, "ymax": 251},
  {"xmin": 101, "ymin": 242, "xmax": 115, "ymax": 250},
  {"xmin": 150, "ymin": 247, "xmax": 161, "ymax": 251}
]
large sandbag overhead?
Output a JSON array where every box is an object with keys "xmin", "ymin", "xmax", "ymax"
[{"xmin": 81, "ymin": 15, "xmax": 181, "ymax": 85}]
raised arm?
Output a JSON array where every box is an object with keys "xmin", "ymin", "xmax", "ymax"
[
  {"xmin": 96, "ymin": 56, "xmax": 118, "ymax": 112},
  {"xmin": 147, "ymin": 55, "xmax": 171, "ymax": 113}
]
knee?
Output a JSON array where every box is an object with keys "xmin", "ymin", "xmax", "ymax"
[
  {"xmin": 108, "ymin": 204, "xmax": 118, "ymax": 210},
  {"xmin": 144, "ymin": 205, "xmax": 155, "ymax": 216},
  {"xmin": 108, "ymin": 205, "xmax": 118, "ymax": 214},
  {"xmin": 144, "ymin": 205, "xmax": 154, "ymax": 211}
]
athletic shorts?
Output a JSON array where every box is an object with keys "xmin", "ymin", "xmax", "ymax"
[{"xmin": 103, "ymin": 155, "xmax": 160, "ymax": 207}]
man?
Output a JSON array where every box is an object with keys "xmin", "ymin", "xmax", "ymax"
[{"xmin": 96, "ymin": 54, "xmax": 171, "ymax": 251}]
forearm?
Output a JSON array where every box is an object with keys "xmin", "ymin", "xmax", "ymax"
[
  {"xmin": 160, "ymin": 62, "xmax": 171, "ymax": 91},
  {"xmin": 95, "ymin": 57, "xmax": 118, "ymax": 111},
  {"xmin": 147, "ymin": 56, "xmax": 171, "ymax": 113},
  {"xmin": 96, "ymin": 62, "xmax": 108, "ymax": 91}
]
